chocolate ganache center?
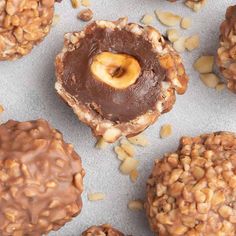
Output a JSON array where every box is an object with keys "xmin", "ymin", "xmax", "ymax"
[{"xmin": 62, "ymin": 25, "xmax": 167, "ymax": 122}]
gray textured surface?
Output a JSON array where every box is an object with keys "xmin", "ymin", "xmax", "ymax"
[{"xmin": 0, "ymin": 0, "xmax": 235, "ymax": 235}]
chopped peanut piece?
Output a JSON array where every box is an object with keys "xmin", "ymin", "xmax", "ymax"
[
  {"xmin": 119, "ymin": 158, "xmax": 139, "ymax": 175},
  {"xmin": 181, "ymin": 17, "xmax": 192, "ymax": 29},
  {"xmin": 155, "ymin": 11, "xmax": 181, "ymax": 27},
  {"xmin": 78, "ymin": 9, "xmax": 93, "ymax": 22},
  {"xmin": 160, "ymin": 124, "xmax": 173, "ymax": 139},
  {"xmin": 96, "ymin": 138, "xmax": 108, "ymax": 149},
  {"xmin": 0, "ymin": 105, "xmax": 4, "ymax": 113},
  {"xmin": 114, "ymin": 146, "xmax": 130, "ymax": 161},
  {"xmin": 185, "ymin": 35, "xmax": 200, "ymax": 51},
  {"xmin": 128, "ymin": 200, "xmax": 144, "ymax": 211},
  {"xmin": 173, "ymin": 37, "xmax": 186, "ymax": 53},
  {"xmin": 128, "ymin": 134, "xmax": 149, "ymax": 147},
  {"xmin": 71, "ymin": 0, "xmax": 80, "ymax": 8},
  {"xmin": 200, "ymin": 73, "xmax": 220, "ymax": 88},
  {"xmin": 130, "ymin": 169, "xmax": 139, "ymax": 182},
  {"xmin": 120, "ymin": 143, "xmax": 135, "ymax": 157},
  {"xmin": 141, "ymin": 14, "xmax": 153, "ymax": 25},
  {"xmin": 88, "ymin": 193, "xmax": 105, "ymax": 201},
  {"xmin": 216, "ymin": 83, "xmax": 226, "ymax": 91},
  {"xmin": 194, "ymin": 56, "xmax": 214, "ymax": 73},
  {"xmin": 166, "ymin": 29, "xmax": 180, "ymax": 43},
  {"xmin": 81, "ymin": 0, "xmax": 91, "ymax": 7}
]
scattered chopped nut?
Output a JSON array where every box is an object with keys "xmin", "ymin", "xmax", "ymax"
[
  {"xmin": 0, "ymin": 105, "xmax": 4, "ymax": 113},
  {"xmin": 173, "ymin": 37, "xmax": 186, "ymax": 53},
  {"xmin": 114, "ymin": 146, "xmax": 130, "ymax": 161},
  {"xmin": 194, "ymin": 56, "xmax": 214, "ymax": 73},
  {"xmin": 81, "ymin": 0, "xmax": 91, "ymax": 7},
  {"xmin": 160, "ymin": 124, "xmax": 173, "ymax": 139},
  {"xmin": 215, "ymin": 83, "xmax": 226, "ymax": 91},
  {"xmin": 120, "ymin": 143, "xmax": 135, "ymax": 157},
  {"xmin": 88, "ymin": 193, "xmax": 105, "ymax": 201},
  {"xmin": 185, "ymin": 0, "xmax": 206, "ymax": 12},
  {"xmin": 184, "ymin": 35, "xmax": 200, "ymax": 51},
  {"xmin": 71, "ymin": 0, "xmax": 80, "ymax": 8},
  {"xmin": 78, "ymin": 9, "xmax": 93, "ymax": 22},
  {"xmin": 181, "ymin": 17, "xmax": 192, "ymax": 29},
  {"xmin": 130, "ymin": 169, "xmax": 139, "ymax": 183},
  {"xmin": 128, "ymin": 134, "xmax": 149, "ymax": 147},
  {"xmin": 166, "ymin": 29, "xmax": 180, "ymax": 43},
  {"xmin": 119, "ymin": 158, "xmax": 139, "ymax": 175},
  {"xmin": 52, "ymin": 14, "xmax": 60, "ymax": 27},
  {"xmin": 200, "ymin": 73, "xmax": 220, "ymax": 88},
  {"xmin": 128, "ymin": 200, "xmax": 144, "ymax": 211},
  {"xmin": 141, "ymin": 14, "xmax": 153, "ymax": 25},
  {"xmin": 95, "ymin": 138, "xmax": 108, "ymax": 149},
  {"xmin": 155, "ymin": 11, "xmax": 181, "ymax": 27}
]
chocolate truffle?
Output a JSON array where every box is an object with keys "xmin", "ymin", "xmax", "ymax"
[
  {"xmin": 217, "ymin": 5, "xmax": 236, "ymax": 93},
  {"xmin": 55, "ymin": 18, "xmax": 188, "ymax": 143},
  {"xmin": 82, "ymin": 224, "xmax": 124, "ymax": 236},
  {"xmin": 145, "ymin": 132, "xmax": 236, "ymax": 236},
  {"xmin": 0, "ymin": 0, "xmax": 58, "ymax": 60},
  {"xmin": 0, "ymin": 119, "xmax": 85, "ymax": 236}
]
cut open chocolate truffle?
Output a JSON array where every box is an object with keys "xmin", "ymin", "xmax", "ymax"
[
  {"xmin": 145, "ymin": 132, "xmax": 236, "ymax": 236},
  {"xmin": 82, "ymin": 224, "xmax": 124, "ymax": 236},
  {"xmin": 0, "ymin": 119, "xmax": 85, "ymax": 236},
  {"xmin": 0, "ymin": 0, "xmax": 59, "ymax": 60},
  {"xmin": 217, "ymin": 5, "xmax": 236, "ymax": 93},
  {"xmin": 55, "ymin": 18, "xmax": 188, "ymax": 143}
]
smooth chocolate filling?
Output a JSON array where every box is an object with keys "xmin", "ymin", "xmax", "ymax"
[{"xmin": 62, "ymin": 25, "xmax": 167, "ymax": 122}]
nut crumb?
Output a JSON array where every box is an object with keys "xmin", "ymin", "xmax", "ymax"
[
  {"xmin": 0, "ymin": 105, "xmax": 4, "ymax": 113},
  {"xmin": 128, "ymin": 200, "xmax": 144, "ymax": 211},
  {"xmin": 200, "ymin": 73, "xmax": 220, "ymax": 88},
  {"xmin": 130, "ymin": 169, "xmax": 139, "ymax": 182},
  {"xmin": 181, "ymin": 17, "xmax": 192, "ymax": 29},
  {"xmin": 173, "ymin": 37, "xmax": 186, "ymax": 53},
  {"xmin": 120, "ymin": 143, "xmax": 135, "ymax": 157},
  {"xmin": 128, "ymin": 134, "xmax": 149, "ymax": 147},
  {"xmin": 114, "ymin": 146, "xmax": 130, "ymax": 161},
  {"xmin": 155, "ymin": 11, "xmax": 181, "ymax": 27},
  {"xmin": 119, "ymin": 158, "xmax": 139, "ymax": 175},
  {"xmin": 81, "ymin": 0, "xmax": 91, "ymax": 7},
  {"xmin": 160, "ymin": 124, "xmax": 172, "ymax": 139},
  {"xmin": 71, "ymin": 0, "xmax": 80, "ymax": 8},
  {"xmin": 215, "ymin": 83, "xmax": 226, "ymax": 91},
  {"xmin": 184, "ymin": 35, "xmax": 200, "ymax": 51},
  {"xmin": 194, "ymin": 56, "xmax": 214, "ymax": 73},
  {"xmin": 166, "ymin": 29, "xmax": 180, "ymax": 43},
  {"xmin": 78, "ymin": 9, "xmax": 93, "ymax": 22},
  {"xmin": 96, "ymin": 138, "xmax": 108, "ymax": 149},
  {"xmin": 88, "ymin": 193, "xmax": 105, "ymax": 201},
  {"xmin": 141, "ymin": 14, "xmax": 153, "ymax": 25}
]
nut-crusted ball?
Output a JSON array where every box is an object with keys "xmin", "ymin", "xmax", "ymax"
[
  {"xmin": 55, "ymin": 17, "xmax": 188, "ymax": 143},
  {"xmin": 145, "ymin": 132, "xmax": 236, "ymax": 236},
  {"xmin": 0, "ymin": 0, "xmax": 57, "ymax": 60},
  {"xmin": 82, "ymin": 224, "xmax": 124, "ymax": 236},
  {"xmin": 0, "ymin": 119, "xmax": 85, "ymax": 236},
  {"xmin": 217, "ymin": 5, "xmax": 236, "ymax": 93}
]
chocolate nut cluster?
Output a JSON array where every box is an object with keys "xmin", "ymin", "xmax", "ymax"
[
  {"xmin": 145, "ymin": 132, "xmax": 236, "ymax": 236},
  {"xmin": 0, "ymin": 0, "xmax": 57, "ymax": 60},
  {"xmin": 217, "ymin": 5, "xmax": 236, "ymax": 93},
  {"xmin": 82, "ymin": 224, "xmax": 124, "ymax": 236},
  {"xmin": 55, "ymin": 17, "xmax": 188, "ymax": 143},
  {"xmin": 0, "ymin": 119, "xmax": 85, "ymax": 236}
]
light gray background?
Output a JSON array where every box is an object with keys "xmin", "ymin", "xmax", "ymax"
[{"xmin": 0, "ymin": 0, "xmax": 235, "ymax": 235}]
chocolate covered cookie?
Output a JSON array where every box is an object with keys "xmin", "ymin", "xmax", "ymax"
[
  {"xmin": 0, "ymin": 119, "xmax": 85, "ymax": 236},
  {"xmin": 82, "ymin": 224, "xmax": 124, "ymax": 236},
  {"xmin": 217, "ymin": 5, "xmax": 236, "ymax": 93},
  {"xmin": 55, "ymin": 18, "xmax": 188, "ymax": 143},
  {"xmin": 0, "ymin": 0, "xmax": 59, "ymax": 60},
  {"xmin": 145, "ymin": 132, "xmax": 236, "ymax": 236}
]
